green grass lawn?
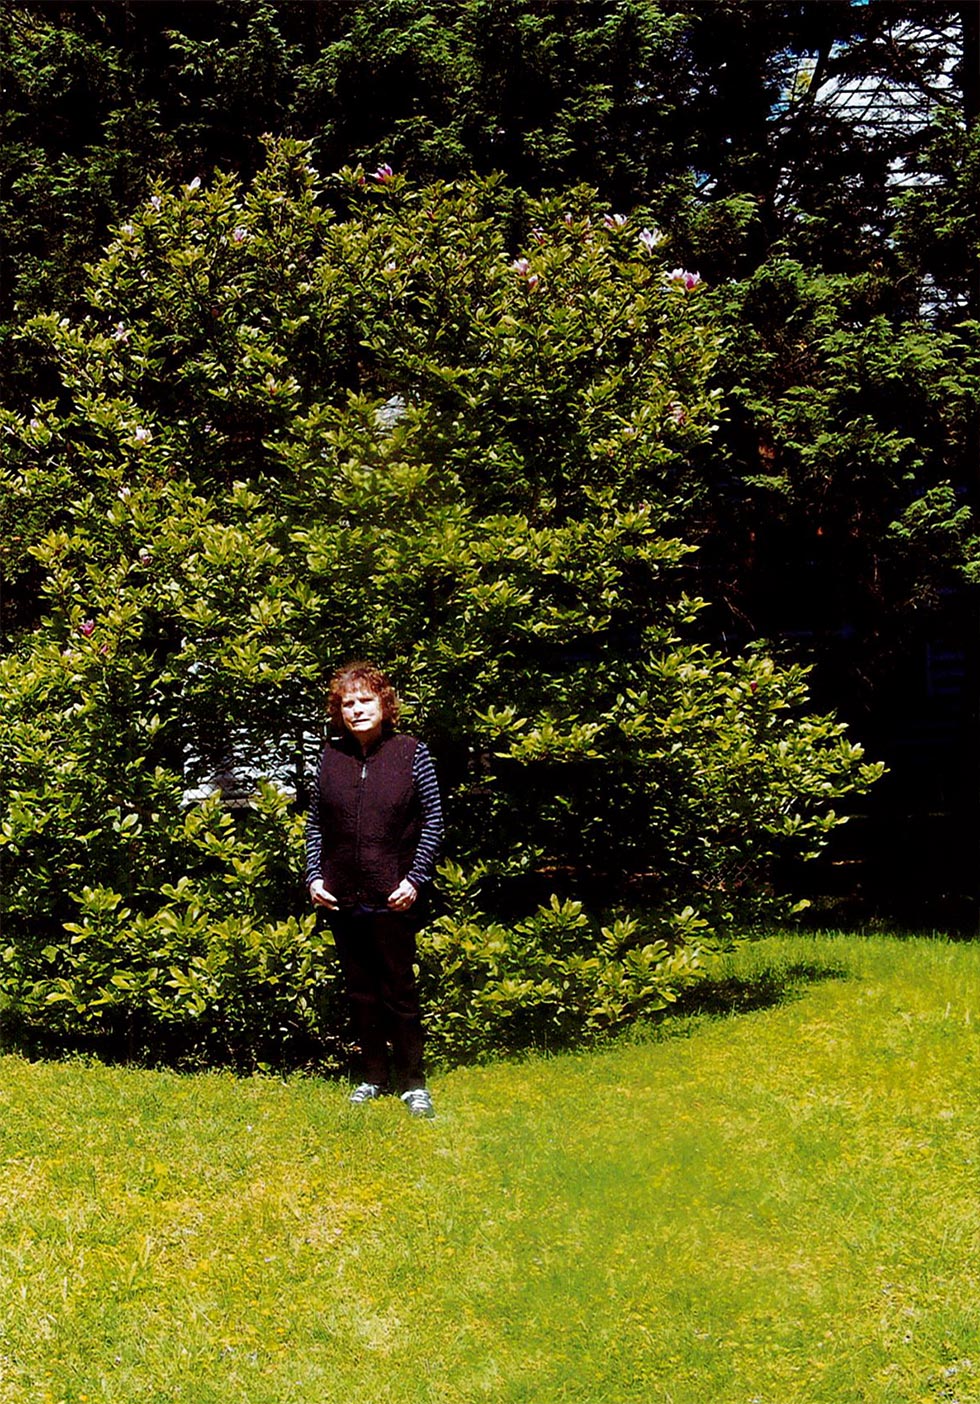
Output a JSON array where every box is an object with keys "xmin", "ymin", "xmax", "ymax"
[{"xmin": 0, "ymin": 933, "xmax": 977, "ymax": 1404}]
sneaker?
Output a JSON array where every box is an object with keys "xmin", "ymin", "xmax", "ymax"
[
  {"xmin": 349, "ymin": 1082, "xmax": 385, "ymax": 1104},
  {"xmin": 400, "ymin": 1087, "xmax": 435, "ymax": 1119}
]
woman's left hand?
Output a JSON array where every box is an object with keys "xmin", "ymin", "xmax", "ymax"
[{"xmin": 387, "ymin": 878, "xmax": 418, "ymax": 911}]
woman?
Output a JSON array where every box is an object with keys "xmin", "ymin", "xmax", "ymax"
[{"xmin": 305, "ymin": 662, "xmax": 443, "ymax": 1117}]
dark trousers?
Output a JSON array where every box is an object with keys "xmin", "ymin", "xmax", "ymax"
[{"xmin": 331, "ymin": 908, "xmax": 426, "ymax": 1093}]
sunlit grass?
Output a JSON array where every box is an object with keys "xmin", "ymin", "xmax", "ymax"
[{"xmin": 0, "ymin": 932, "xmax": 977, "ymax": 1403}]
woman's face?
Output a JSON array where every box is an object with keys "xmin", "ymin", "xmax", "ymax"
[{"xmin": 340, "ymin": 686, "xmax": 385, "ymax": 747}]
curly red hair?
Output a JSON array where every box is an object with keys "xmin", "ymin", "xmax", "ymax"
[{"xmin": 326, "ymin": 661, "xmax": 400, "ymax": 733}]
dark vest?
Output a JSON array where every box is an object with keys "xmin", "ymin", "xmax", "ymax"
[{"xmin": 314, "ymin": 732, "xmax": 421, "ymax": 909}]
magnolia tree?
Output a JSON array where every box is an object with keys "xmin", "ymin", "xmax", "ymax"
[{"xmin": 0, "ymin": 140, "xmax": 882, "ymax": 1063}]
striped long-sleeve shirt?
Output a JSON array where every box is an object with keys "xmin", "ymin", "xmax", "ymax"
[{"xmin": 304, "ymin": 738, "xmax": 443, "ymax": 895}]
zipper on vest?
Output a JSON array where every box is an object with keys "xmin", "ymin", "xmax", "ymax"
[{"xmin": 353, "ymin": 756, "xmax": 367, "ymax": 900}]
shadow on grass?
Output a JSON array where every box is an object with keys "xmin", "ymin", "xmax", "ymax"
[
  {"xmin": 673, "ymin": 959, "xmax": 852, "ymax": 1021},
  {"xmin": 593, "ymin": 956, "xmax": 856, "ymax": 1058},
  {"xmin": 0, "ymin": 959, "xmax": 853, "ymax": 1077}
]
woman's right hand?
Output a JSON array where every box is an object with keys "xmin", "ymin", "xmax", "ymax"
[{"xmin": 309, "ymin": 879, "xmax": 339, "ymax": 909}]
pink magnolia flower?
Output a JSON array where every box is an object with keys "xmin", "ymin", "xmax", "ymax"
[
  {"xmin": 668, "ymin": 268, "xmax": 701, "ymax": 290},
  {"xmin": 112, "ymin": 323, "xmax": 129, "ymax": 343},
  {"xmin": 510, "ymin": 259, "xmax": 540, "ymax": 289},
  {"xmin": 638, "ymin": 227, "xmax": 664, "ymax": 252},
  {"xmin": 530, "ymin": 227, "xmax": 547, "ymax": 245},
  {"xmin": 231, "ymin": 227, "xmax": 249, "ymax": 244},
  {"xmin": 373, "ymin": 163, "xmax": 394, "ymax": 182},
  {"xmin": 604, "ymin": 213, "xmax": 627, "ymax": 229},
  {"xmin": 667, "ymin": 402, "xmax": 687, "ymax": 426},
  {"xmin": 79, "ymin": 620, "xmax": 96, "ymax": 637},
  {"xmin": 133, "ymin": 426, "xmax": 151, "ymax": 443},
  {"xmin": 120, "ymin": 223, "xmax": 135, "ymax": 238},
  {"xmin": 149, "ymin": 194, "xmax": 162, "ymax": 211},
  {"xmin": 186, "ymin": 176, "xmax": 201, "ymax": 193}
]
